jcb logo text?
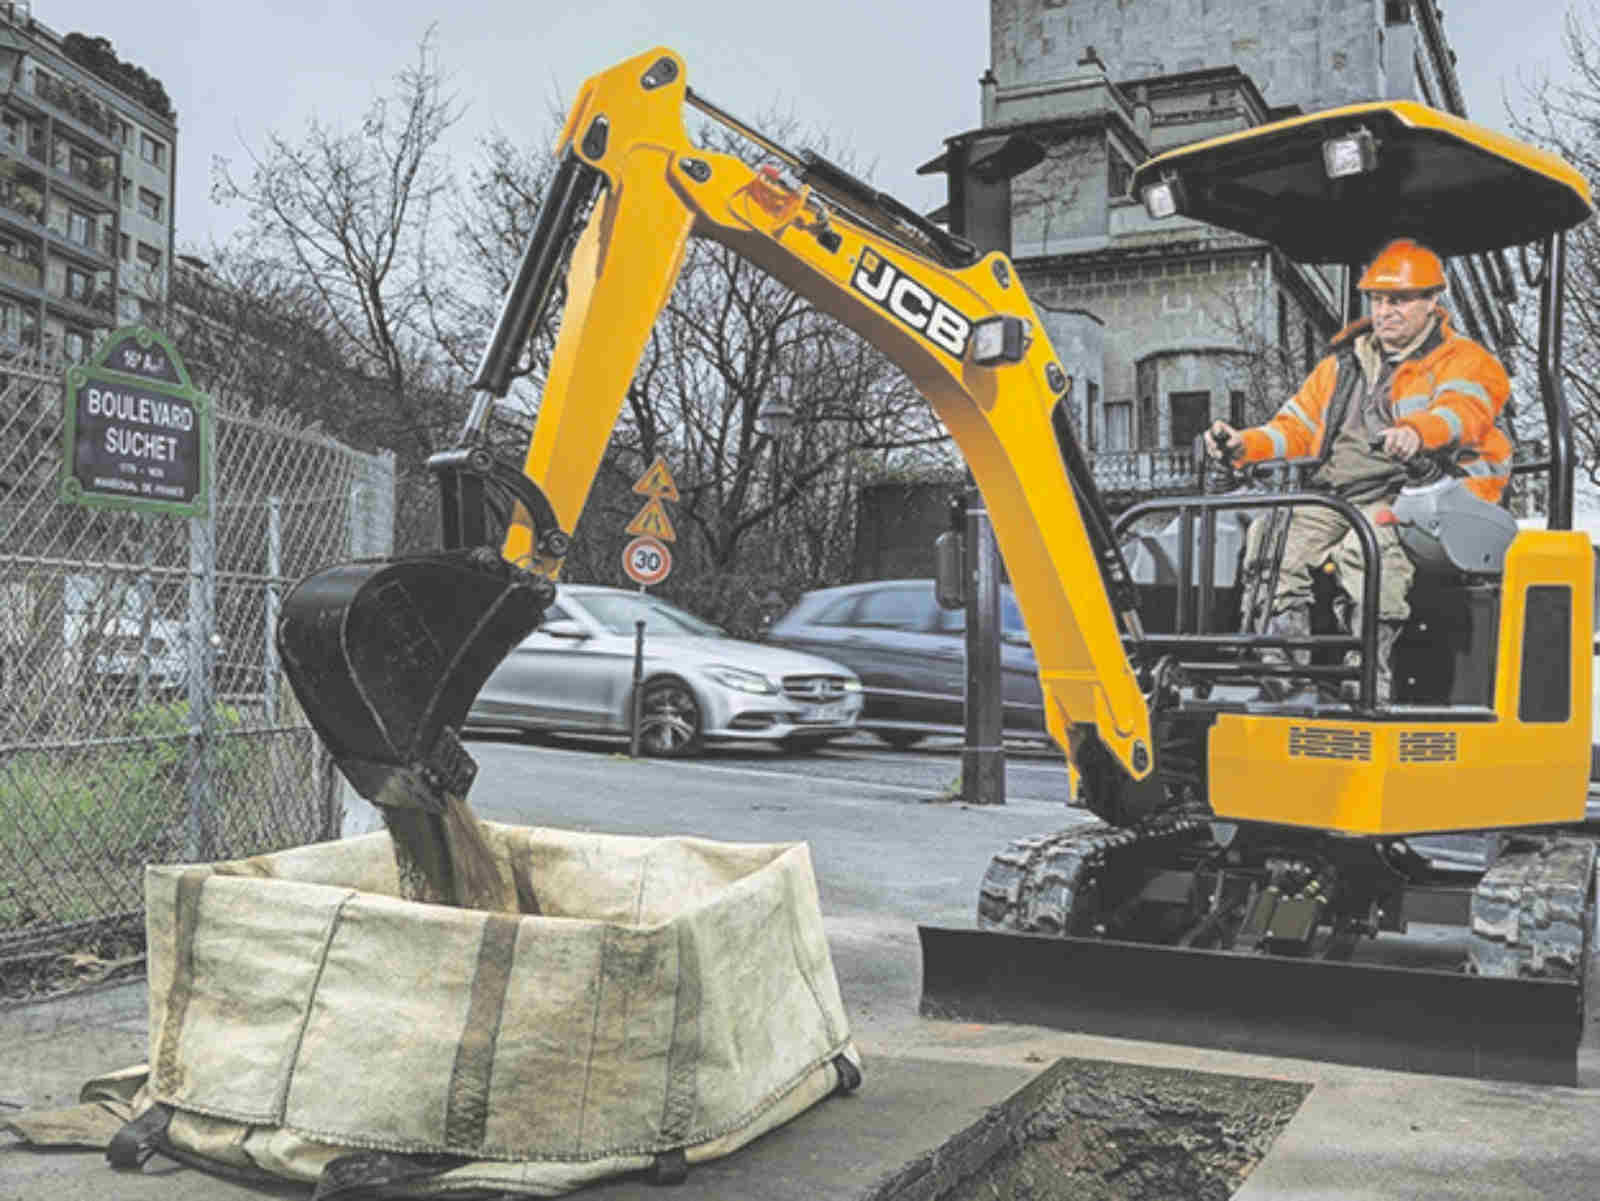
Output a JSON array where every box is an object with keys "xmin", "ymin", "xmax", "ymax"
[{"xmin": 851, "ymin": 250, "xmax": 971, "ymax": 358}]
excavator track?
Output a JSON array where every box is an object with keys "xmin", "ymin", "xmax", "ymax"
[
  {"xmin": 977, "ymin": 818, "xmax": 1209, "ymax": 934},
  {"xmin": 1468, "ymin": 835, "xmax": 1597, "ymax": 981},
  {"xmin": 926, "ymin": 820, "xmax": 1593, "ymax": 1084}
]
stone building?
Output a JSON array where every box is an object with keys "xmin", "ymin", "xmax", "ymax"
[
  {"xmin": 0, "ymin": 1, "xmax": 177, "ymax": 361},
  {"xmin": 923, "ymin": 0, "xmax": 1512, "ymax": 509}
]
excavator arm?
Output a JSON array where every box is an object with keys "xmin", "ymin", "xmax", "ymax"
[{"xmin": 277, "ymin": 47, "xmax": 1153, "ymax": 818}]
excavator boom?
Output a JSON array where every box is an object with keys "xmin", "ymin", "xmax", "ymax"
[{"xmin": 279, "ymin": 45, "xmax": 1155, "ymax": 818}]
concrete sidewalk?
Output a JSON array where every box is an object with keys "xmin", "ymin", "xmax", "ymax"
[{"xmin": 5, "ymin": 746, "xmax": 1600, "ymax": 1199}]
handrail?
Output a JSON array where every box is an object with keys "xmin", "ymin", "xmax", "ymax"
[{"xmin": 1115, "ymin": 490, "xmax": 1383, "ymax": 709}]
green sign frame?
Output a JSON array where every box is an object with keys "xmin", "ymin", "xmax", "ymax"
[{"xmin": 58, "ymin": 325, "xmax": 211, "ymax": 517}]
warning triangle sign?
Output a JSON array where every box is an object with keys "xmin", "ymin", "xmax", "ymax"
[
  {"xmin": 626, "ymin": 497, "xmax": 677, "ymax": 542},
  {"xmin": 631, "ymin": 455, "xmax": 680, "ymax": 501}
]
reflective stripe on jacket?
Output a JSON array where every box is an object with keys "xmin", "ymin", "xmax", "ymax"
[{"xmin": 1237, "ymin": 308, "xmax": 1513, "ymax": 502}]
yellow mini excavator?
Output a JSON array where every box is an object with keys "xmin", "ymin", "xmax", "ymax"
[{"xmin": 277, "ymin": 50, "xmax": 1597, "ymax": 1084}]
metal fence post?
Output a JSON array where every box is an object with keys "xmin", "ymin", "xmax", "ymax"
[
  {"xmin": 265, "ymin": 496, "xmax": 281, "ymax": 724},
  {"xmin": 184, "ymin": 414, "xmax": 219, "ymax": 862},
  {"xmin": 135, "ymin": 512, "xmax": 155, "ymax": 707}
]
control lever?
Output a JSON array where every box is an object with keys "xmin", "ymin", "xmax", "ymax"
[{"xmin": 1369, "ymin": 435, "xmax": 1447, "ymax": 486}]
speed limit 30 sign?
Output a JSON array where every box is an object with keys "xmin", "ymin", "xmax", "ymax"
[{"xmin": 622, "ymin": 535, "xmax": 672, "ymax": 586}]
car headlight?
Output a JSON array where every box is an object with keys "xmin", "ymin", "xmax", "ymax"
[
  {"xmin": 842, "ymin": 679, "xmax": 863, "ymax": 693},
  {"xmin": 705, "ymin": 665, "xmax": 778, "ymax": 694}
]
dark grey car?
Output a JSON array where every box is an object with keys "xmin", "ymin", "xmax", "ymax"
[{"xmin": 765, "ymin": 579, "xmax": 1047, "ymax": 748}]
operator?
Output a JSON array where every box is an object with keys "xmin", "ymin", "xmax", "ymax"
[{"xmin": 1206, "ymin": 237, "xmax": 1512, "ymax": 702}]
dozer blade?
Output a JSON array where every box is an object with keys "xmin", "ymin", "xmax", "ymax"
[
  {"xmin": 277, "ymin": 548, "xmax": 553, "ymax": 812},
  {"xmin": 919, "ymin": 925, "xmax": 1584, "ymax": 1085}
]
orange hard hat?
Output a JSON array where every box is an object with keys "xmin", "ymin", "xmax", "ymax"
[{"xmin": 1358, "ymin": 238, "xmax": 1446, "ymax": 292}]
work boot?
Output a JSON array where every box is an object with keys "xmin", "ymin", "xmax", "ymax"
[{"xmin": 1256, "ymin": 606, "xmax": 1313, "ymax": 702}]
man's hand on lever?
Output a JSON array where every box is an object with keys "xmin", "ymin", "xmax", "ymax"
[
  {"xmin": 1206, "ymin": 420, "xmax": 1244, "ymax": 464},
  {"xmin": 1378, "ymin": 425, "xmax": 1423, "ymax": 460}
]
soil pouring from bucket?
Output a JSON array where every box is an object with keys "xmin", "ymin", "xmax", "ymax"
[{"xmin": 866, "ymin": 1058, "xmax": 1309, "ymax": 1201}]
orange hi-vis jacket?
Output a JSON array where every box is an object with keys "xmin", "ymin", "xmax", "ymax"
[{"xmin": 1237, "ymin": 308, "xmax": 1513, "ymax": 502}]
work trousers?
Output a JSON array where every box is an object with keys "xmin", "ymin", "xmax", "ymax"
[{"xmin": 1263, "ymin": 498, "xmax": 1414, "ymax": 626}]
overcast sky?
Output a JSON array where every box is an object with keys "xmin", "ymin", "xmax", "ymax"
[{"xmin": 38, "ymin": 1, "xmax": 1589, "ymax": 253}]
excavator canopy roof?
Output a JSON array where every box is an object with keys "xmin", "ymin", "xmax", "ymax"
[{"xmin": 1129, "ymin": 100, "xmax": 1593, "ymax": 264}]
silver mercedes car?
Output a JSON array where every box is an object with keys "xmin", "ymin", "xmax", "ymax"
[{"xmin": 467, "ymin": 585, "xmax": 863, "ymax": 756}]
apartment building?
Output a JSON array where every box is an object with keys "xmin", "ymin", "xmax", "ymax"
[{"xmin": 0, "ymin": 1, "xmax": 176, "ymax": 361}]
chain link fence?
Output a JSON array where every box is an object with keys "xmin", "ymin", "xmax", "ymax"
[{"xmin": 0, "ymin": 347, "xmax": 394, "ymax": 999}]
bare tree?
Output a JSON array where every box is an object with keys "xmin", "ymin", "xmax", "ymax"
[
  {"xmin": 210, "ymin": 29, "xmax": 464, "ymax": 461},
  {"xmin": 1508, "ymin": 11, "xmax": 1600, "ymax": 486}
]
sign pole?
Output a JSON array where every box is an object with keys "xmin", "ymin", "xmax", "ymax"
[{"xmin": 629, "ymin": 620, "xmax": 646, "ymax": 757}]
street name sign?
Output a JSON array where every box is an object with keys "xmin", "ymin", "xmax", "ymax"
[{"xmin": 59, "ymin": 326, "xmax": 210, "ymax": 517}]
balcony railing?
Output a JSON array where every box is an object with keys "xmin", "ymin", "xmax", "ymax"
[
  {"xmin": 30, "ymin": 72, "xmax": 117, "ymax": 142},
  {"xmin": 48, "ymin": 281, "xmax": 114, "ymax": 319},
  {"xmin": 0, "ymin": 250, "xmax": 42, "ymax": 289},
  {"xmin": 0, "ymin": 181, "xmax": 45, "ymax": 225},
  {"xmin": 53, "ymin": 152, "xmax": 113, "ymax": 198},
  {"xmin": 1090, "ymin": 449, "xmax": 1200, "ymax": 496}
]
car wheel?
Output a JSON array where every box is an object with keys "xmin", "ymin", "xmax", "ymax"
[
  {"xmin": 779, "ymin": 733, "xmax": 837, "ymax": 754},
  {"xmin": 636, "ymin": 678, "xmax": 703, "ymax": 757},
  {"xmin": 877, "ymin": 731, "xmax": 923, "ymax": 750}
]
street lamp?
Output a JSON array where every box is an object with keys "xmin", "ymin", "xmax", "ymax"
[{"xmin": 754, "ymin": 394, "xmax": 797, "ymax": 438}]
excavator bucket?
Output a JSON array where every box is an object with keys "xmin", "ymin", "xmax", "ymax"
[
  {"xmin": 918, "ymin": 925, "xmax": 1585, "ymax": 1085},
  {"xmin": 278, "ymin": 550, "xmax": 553, "ymax": 813}
]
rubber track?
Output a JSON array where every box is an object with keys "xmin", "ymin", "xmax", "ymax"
[
  {"xmin": 1468, "ymin": 835, "xmax": 1597, "ymax": 981},
  {"xmin": 977, "ymin": 818, "xmax": 1208, "ymax": 934}
]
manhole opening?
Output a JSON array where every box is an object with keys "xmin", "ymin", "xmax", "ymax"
[{"xmin": 869, "ymin": 1057, "xmax": 1310, "ymax": 1201}]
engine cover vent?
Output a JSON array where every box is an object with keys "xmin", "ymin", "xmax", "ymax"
[
  {"xmin": 1288, "ymin": 725, "xmax": 1373, "ymax": 762},
  {"xmin": 1398, "ymin": 730, "xmax": 1458, "ymax": 763}
]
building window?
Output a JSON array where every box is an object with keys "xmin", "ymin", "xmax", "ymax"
[
  {"xmin": 1302, "ymin": 320, "xmax": 1316, "ymax": 373},
  {"xmin": 1108, "ymin": 154, "xmax": 1132, "ymax": 200},
  {"xmin": 63, "ymin": 328, "xmax": 86, "ymax": 362},
  {"xmin": 121, "ymin": 176, "xmax": 133, "ymax": 208},
  {"xmin": 67, "ymin": 208, "xmax": 90, "ymax": 245},
  {"xmin": 1277, "ymin": 292, "xmax": 1290, "ymax": 355},
  {"xmin": 1385, "ymin": 0, "xmax": 1410, "ymax": 23},
  {"xmin": 1169, "ymin": 391, "xmax": 1211, "ymax": 450},
  {"xmin": 116, "ymin": 118, "xmax": 133, "ymax": 145},
  {"xmin": 1229, "ymin": 390, "xmax": 1247, "ymax": 428},
  {"xmin": 135, "ymin": 242, "xmax": 162, "ymax": 270},
  {"xmin": 137, "ymin": 188, "xmax": 162, "ymax": 221},
  {"xmin": 65, "ymin": 265, "xmax": 90, "ymax": 301},
  {"xmin": 1136, "ymin": 359, "xmax": 1158, "ymax": 451},
  {"xmin": 119, "ymin": 232, "xmax": 130, "ymax": 261},
  {"xmin": 140, "ymin": 133, "xmax": 165, "ymax": 167},
  {"xmin": 1104, "ymin": 401, "xmax": 1132, "ymax": 452},
  {"xmin": 1086, "ymin": 379, "xmax": 1099, "ymax": 451},
  {"xmin": 0, "ymin": 113, "xmax": 17, "ymax": 150}
]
